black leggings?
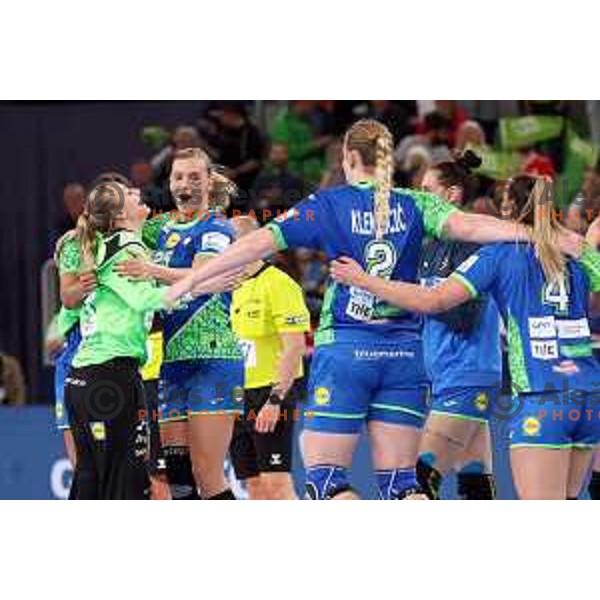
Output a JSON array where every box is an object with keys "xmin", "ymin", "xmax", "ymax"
[{"xmin": 65, "ymin": 358, "xmax": 150, "ymax": 500}]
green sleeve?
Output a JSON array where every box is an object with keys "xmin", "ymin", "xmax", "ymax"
[
  {"xmin": 104, "ymin": 266, "xmax": 167, "ymax": 313},
  {"xmin": 404, "ymin": 189, "xmax": 459, "ymax": 238},
  {"xmin": 57, "ymin": 236, "xmax": 82, "ymax": 275},
  {"xmin": 55, "ymin": 306, "xmax": 80, "ymax": 338},
  {"xmin": 141, "ymin": 214, "xmax": 170, "ymax": 250},
  {"xmin": 578, "ymin": 245, "xmax": 600, "ymax": 292},
  {"xmin": 265, "ymin": 222, "xmax": 288, "ymax": 251}
]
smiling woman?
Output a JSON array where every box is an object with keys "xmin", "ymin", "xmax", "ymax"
[{"xmin": 117, "ymin": 147, "xmax": 246, "ymax": 500}]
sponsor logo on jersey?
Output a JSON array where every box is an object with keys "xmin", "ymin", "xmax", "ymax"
[
  {"xmin": 531, "ymin": 339, "xmax": 558, "ymax": 360},
  {"xmin": 202, "ymin": 231, "xmax": 230, "ymax": 253},
  {"xmin": 354, "ymin": 349, "xmax": 415, "ymax": 360},
  {"xmin": 528, "ymin": 316, "xmax": 556, "ymax": 339},
  {"xmin": 346, "ymin": 287, "xmax": 375, "ymax": 321},
  {"xmin": 232, "ymin": 387, "xmax": 245, "ymax": 403},
  {"xmin": 134, "ymin": 421, "xmax": 149, "ymax": 459},
  {"xmin": 474, "ymin": 393, "xmax": 489, "ymax": 412},
  {"xmin": 285, "ymin": 315, "xmax": 308, "ymax": 325},
  {"xmin": 314, "ymin": 387, "xmax": 331, "ymax": 406},
  {"xmin": 90, "ymin": 422, "xmax": 106, "ymax": 441},
  {"xmin": 552, "ymin": 360, "xmax": 580, "ymax": 375},
  {"xmin": 522, "ymin": 416, "xmax": 541, "ymax": 437},
  {"xmin": 442, "ymin": 400, "xmax": 458, "ymax": 408},
  {"xmin": 270, "ymin": 453, "xmax": 283, "ymax": 466},
  {"xmin": 456, "ymin": 254, "xmax": 479, "ymax": 274},
  {"xmin": 555, "ymin": 318, "xmax": 590, "ymax": 339},
  {"xmin": 165, "ymin": 232, "xmax": 181, "ymax": 249}
]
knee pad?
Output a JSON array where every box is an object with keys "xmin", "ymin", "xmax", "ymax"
[
  {"xmin": 376, "ymin": 468, "xmax": 425, "ymax": 500},
  {"xmin": 305, "ymin": 465, "xmax": 353, "ymax": 500},
  {"xmin": 416, "ymin": 457, "xmax": 442, "ymax": 499},
  {"xmin": 457, "ymin": 472, "xmax": 496, "ymax": 500}
]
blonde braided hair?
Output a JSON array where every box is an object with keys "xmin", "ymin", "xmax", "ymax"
[{"xmin": 344, "ymin": 119, "xmax": 394, "ymax": 240}]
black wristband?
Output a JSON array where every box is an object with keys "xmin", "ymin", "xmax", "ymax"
[{"xmin": 267, "ymin": 392, "xmax": 284, "ymax": 406}]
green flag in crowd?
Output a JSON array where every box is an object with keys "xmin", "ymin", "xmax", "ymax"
[
  {"xmin": 499, "ymin": 116, "xmax": 564, "ymax": 150},
  {"xmin": 560, "ymin": 125, "xmax": 599, "ymax": 203}
]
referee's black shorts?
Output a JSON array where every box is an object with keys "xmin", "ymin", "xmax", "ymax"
[{"xmin": 229, "ymin": 380, "xmax": 302, "ymax": 480}]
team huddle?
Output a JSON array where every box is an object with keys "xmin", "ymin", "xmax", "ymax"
[{"xmin": 51, "ymin": 119, "xmax": 600, "ymax": 500}]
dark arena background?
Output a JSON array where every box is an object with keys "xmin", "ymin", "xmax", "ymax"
[{"xmin": 1, "ymin": 100, "xmax": 600, "ymax": 498}]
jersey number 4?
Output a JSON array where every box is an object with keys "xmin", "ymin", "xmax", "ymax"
[{"xmin": 542, "ymin": 278, "xmax": 569, "ymax": 314}]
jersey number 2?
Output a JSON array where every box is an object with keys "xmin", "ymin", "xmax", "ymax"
[{"xmin": 365, "ymin": 240, "xmax": 397, "ymax": 279}]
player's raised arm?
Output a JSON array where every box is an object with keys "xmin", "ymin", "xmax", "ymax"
[
  {"xmin": 447, "ymin": 200, "xmax": 585, "ymax": 259},
  {"xmin": 167, "ymin": 192, "xmax": 323, "ymax": 305},
  {"xmin": 165, "ymin": 227, "xmax": 278, "ymax": 305},
  {"xmin": 411, "ymin": 186, "xmax": 584, "ymax": 256},
  {"xmin": 443, "ymin": 210, "xmax": 529, "ymax": 244}
]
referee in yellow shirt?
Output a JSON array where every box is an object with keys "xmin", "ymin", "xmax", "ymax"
[{"xmin": 229, "ymin": 216, "xmax": 310, "ymax": 500}]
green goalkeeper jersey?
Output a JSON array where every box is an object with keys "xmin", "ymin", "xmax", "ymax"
[
  {"xmin": 54, "ymin": 216, "xmax": 167, "ymax": 339},
  {"xmin": 72, "ymin": 229, "xmax": 166, "ymax": 368}
]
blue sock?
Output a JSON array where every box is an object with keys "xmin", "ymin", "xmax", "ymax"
[{"xmin": 375, "ymin": 468, "xmax": 417, "ymax": 500}]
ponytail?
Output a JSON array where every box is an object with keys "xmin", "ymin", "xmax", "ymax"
[
  {"xmin": 529, "ymin": 178, "xmax": 566, "ymax": 285},
  {"xmin": 75, "ymin": 180, "xmax": 123, "ymax": 268},
  {"xmin": 208, "ymin": 170, "xmax": 237, "ymax": 212},
  {"xmin": 75, "ymin": 212, "xmax": 99, "ymax": 269},
  {"xmin": 505, "ymin": 175, "xmax": 567, "ymax": 285}
]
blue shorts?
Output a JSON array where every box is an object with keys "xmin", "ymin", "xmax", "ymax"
[
  {"xmin": 305, "ymin": 336, "xmax": 429, "ymax": 434},
  {"xmin": 429, "ymin": 385, "xmax": 500, "ymax": 423},
  {"xmin": 54, "ymin": 327, "xmax": 82, "ymax": 430},
  {"xmin": 510, "ymin": 391, "xmax": 600, "ymax": 448},
  {"xmin": 159, "ymin": 359, "xmax": 245, "ymax": 422}
]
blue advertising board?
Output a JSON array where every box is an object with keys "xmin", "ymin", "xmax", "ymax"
[
  {"xmin": 0, "ymin": 406, "xmax": 523, "ymax": 499},
  {"xmin": 0, "ymin": 407, "xmax": 72, "ymax": 499}
]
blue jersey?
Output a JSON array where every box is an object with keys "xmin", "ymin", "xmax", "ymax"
[
  {"xmin": 266, "ymin": 182, "xmax": 457, "ymax": 344},
  {"xmin": 155, "ymin": 214, "xmax": 242, "ymax": 378},
  {"xmin": 452, "ymin": 242, "xmax": 600, "ymax": 396},
  {"xmin": 420, "ymin": 238, "xmax": 502, "ymax": 394}
]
